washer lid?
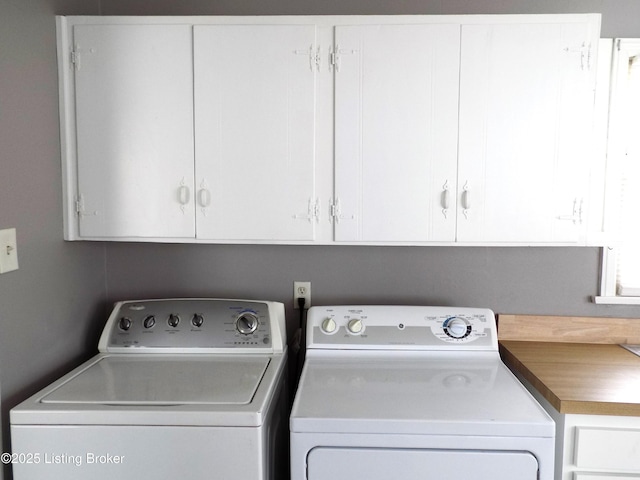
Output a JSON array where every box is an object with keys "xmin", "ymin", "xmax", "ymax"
[{"xmin": 40, "ymin": 356, "xmax": 270, "ymax": 405}]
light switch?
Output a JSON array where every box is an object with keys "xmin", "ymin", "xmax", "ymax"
[{"xmin": 0, "ymin": 228, "xmax": 19, "ymax": 274}]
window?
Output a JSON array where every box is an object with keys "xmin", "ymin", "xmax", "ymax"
[{"xmin": 597, "ymin": 38, "xmax": 640, "ymax": 304}]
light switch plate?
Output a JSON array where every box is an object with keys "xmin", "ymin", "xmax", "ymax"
[{"xmin": 0, "ymin": 228, "xmax": 19, "ymax": 273}]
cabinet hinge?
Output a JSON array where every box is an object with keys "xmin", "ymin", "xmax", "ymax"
[
  {"xmin": 294, "ymin": 45, "xmax": 320, "ymax": 72},
  {"xmin": 564, "ymin": 42, "xmax": 592, "ymax": 71},
  {"xmin": 74, "ymin": 194, "xmax": 83, "ymax": 215},
  {"xmin": 330, "ymin": 198, "xmax": 338, "ymax": 221},
  {"xmin": 330, "ymin": 44, "xmax": 358, "ymax": 73},
  {"xmin": 330, "ymin": 197, "xmax": 356, "ymax": 224},
  {"xmin": 293, "ymin": 198, "xmax": 320, "ymax": 222},
  {"xmin": 556, "ymin": 198, "xmax": 584, "ymax": 225},
  {"xmin": 75, "ymin": 194, "xmax": 97, "ymax": 218},
  {"xmin": 70, "ymin": 49, "xmax": 80, "ymax": 71}
]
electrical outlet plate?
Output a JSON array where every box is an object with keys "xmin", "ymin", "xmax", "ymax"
[
  {"xmin": 0, "ymin": 228, "xmax": 19, "ymax": 274},
  {"xmin": 294, "ymin": 281, "xmax": 311, "ymax": 309}
]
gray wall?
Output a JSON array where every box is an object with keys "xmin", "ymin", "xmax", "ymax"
[
  {"xmin": 2, "ymin": 0, "xmax": 640, "ymax": 478},
  {"xmin": 99, "ymin": 0, "xmax": 640, "ymax": 37},
  {"xmin": 0, "ymin": 0, "xmax": 103, "ymax": 477}
]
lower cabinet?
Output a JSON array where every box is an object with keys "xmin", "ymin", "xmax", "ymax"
[{"xmin": 518, "ymin": 377, "xmax": 640, "ymax": 480}]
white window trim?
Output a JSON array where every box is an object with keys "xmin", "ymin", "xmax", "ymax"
[{"xmin": 595, "ymin": 38, "xmax": 640, "ymax": 305}]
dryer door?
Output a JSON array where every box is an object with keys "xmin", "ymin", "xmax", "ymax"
[{"xmin": 307, "ymin": 447, "xmax": 538, "ymax": 480}]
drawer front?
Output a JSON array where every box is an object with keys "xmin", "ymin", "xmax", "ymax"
[
  {"xmin": 575, "ymin": 475, "xmax": 640, "ymax": 480},
  {"xmin": 575, "ymin": 427, "xmax": 640, "ymax": 472}
]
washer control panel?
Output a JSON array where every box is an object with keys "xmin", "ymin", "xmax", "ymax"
[
  {"xmin": 98, "ymin": 299, "xmax": 286, "ymax": 353},
  {"xmin": 307, "ymin": 305, "xmax": 497, "ymax": 351}
]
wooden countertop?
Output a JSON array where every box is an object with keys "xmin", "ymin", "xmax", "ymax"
[{"xmin": 500, "ymin": 340, "xmax": 640, "ymax": 416}]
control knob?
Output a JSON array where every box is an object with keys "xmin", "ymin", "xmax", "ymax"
[
  {"xmin": 347, "ymin": 318, "xmax": 364, "ymax": 334},
  {"xmin": 444, "ymin": 317, "xmax": 470, "ymax": 339},
  {"xmin": 143, "ymin": 315, "xmax": 156, "ymax": 329},
  {"xmin": 236, "ymin": 312, "xmax": 259, "ymax": 335},
  {"xmin": 191, "ymin": 313, "xmax": 204, "ymax": 328},
  {"xmin": 118, "ymin": 317, "xmax": 132, "ymax": 331},
  {"xmin": 321, "ymin": 317, "xmax": 337, "ymax": 334},
  {"xmin": 167, "ymin": 314, "xmax": 181, "ymax": 328}
]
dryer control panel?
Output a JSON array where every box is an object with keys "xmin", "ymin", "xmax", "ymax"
[
  {"xmin": 98, "ymin": 298, "xmax": 286, "ymax": 354},
  {"xmin": 307, "ymin": 305, "xmax": 497, "ymax": 352}
]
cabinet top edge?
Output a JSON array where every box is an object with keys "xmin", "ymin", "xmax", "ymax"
[{"xmin": 56, "ymin": 13, "xmax": 602, "ymax": 27}]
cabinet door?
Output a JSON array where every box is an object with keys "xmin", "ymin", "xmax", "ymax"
[
  {"xmin": 334, "ymin": 24, "xmax": 460, "ymax": 242},
  {"xmin": 457, "ymin": 20, "xmax": 598, "ymax": 243},
  {"xmin": 194, "ymin": 25, "xmax": 317, "ymax": 241},
  {"xmin": 73, "ymin": 25, "xmax": 195, "ymax": 238}
]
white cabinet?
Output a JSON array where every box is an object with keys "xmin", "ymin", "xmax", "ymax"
[
  {"xmin": 70, "ymin": 24, "xmax": 195, "ymax": 238},
  {"xmin": 61, "ymin": 20, "xmax": 318, "ymax": 241},
  {"xmin": 333, "ymin": 24, "xmax": 460, "ymax": 242},
  {"xmin": 58, "ymin": 15, "xmax": 601, "ymax": 244},
  {"xmin": 520, "ymin": 380, "xmax": 640, "ymax": 480},
  {"xmin": 194, "ymin": 25, "xmax": 317, "ymax": 241},
  {"xmin": 331, "ymin": 16, "xmax": 599, "ymax": 244},
  {"xmin": 457, "ymin": 20, "xmax": 598, "ymax": 243}
]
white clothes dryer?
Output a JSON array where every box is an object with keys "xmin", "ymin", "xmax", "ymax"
[
  {"xmin": 290, "ymin": 305, "xmax": 554, "ymax": 480},
  {"xmin": 11, "ymin": 298, "xmax": 288, "ymax": 480}
]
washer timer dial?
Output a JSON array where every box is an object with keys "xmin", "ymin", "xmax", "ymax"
[
  {"xmin": 443, "ymin": 316, "xmax": 471, "ymax": 339},
  {"xmin": 235, "ymin": 311, "xmax": 259, "ymax": 335}
]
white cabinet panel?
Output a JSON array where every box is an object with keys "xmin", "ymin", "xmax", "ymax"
[
  {"xmin": 74, "ymin": 25, "xmax": 195, "ymax": 238},
  {"xmin": 574, "ymin": 475, "xmax": 640, "ymax": 480},
  {"xmin": 575, "ymin": 427, "xmax": 640, "ymax": 472},
  {"xmin": 334, "ymin": 24, "xmax": 460, "ymax": 242},
  {"xmin": 194, "ymin": 25, "xmax": 317, "ymax": 241},
  {"xmin": 457, "ymin": 21, "xmax": 597, "ymax": 243}
]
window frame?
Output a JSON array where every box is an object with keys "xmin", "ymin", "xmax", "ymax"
[{"xmin": 595, "ymin": 38, "xmax": 640, "ymax": 305}]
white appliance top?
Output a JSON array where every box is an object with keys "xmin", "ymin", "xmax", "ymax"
[
  {"xmin": 11, "ymin": 299, "xmax": 288, "ymax": 427},
  {"xmin": 291, "ymin": 305, "xmax": 553, "ymax": 438},
  {"xmin": 41, "ymin": 355, "xmax": 270, "ymax": 405}
]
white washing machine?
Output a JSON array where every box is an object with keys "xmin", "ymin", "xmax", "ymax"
[
  {"xmin": 11, "ymin": 298, "xmax": 288, "ymax": 480},
  {"xmin": 290, "ymin": 305, "xmax": 555, "ymax": 480}
]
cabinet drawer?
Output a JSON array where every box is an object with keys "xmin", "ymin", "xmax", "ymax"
[
  {"xmin": 575, "ymin": 427, "xmax": 640, "ymax": 472},
  {"xmin": 575, "ymin": 475, "xmax": 640, "ymax": 480}
]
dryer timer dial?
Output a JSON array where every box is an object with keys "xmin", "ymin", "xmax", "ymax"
[{"xmin": 443, "ymin": 317, "xmax": 471, "ymax": 339}]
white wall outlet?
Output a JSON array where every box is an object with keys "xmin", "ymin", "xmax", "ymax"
[
  {"xmin": 0, "ymin": 228, "xmax": 19, "ymax": 274},
  {"xmin": 294, "ymin": 281, "xmax": 311, "ymax": 309}
]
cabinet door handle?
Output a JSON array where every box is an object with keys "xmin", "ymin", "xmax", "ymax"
[
  {"xmin": 441, "ymin": 188, "xmax": 450, "ymax": 210},
  {"xmin": 198, "ymin": 188, "xmax": 211, "ymax": 208},
  {"xmin": 462, "ymin": 189, "xmax": 471, "ymax": 210},
  {"xmin": 178, "ymin": 185, "xmax": 190, "ymax": 205}
]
